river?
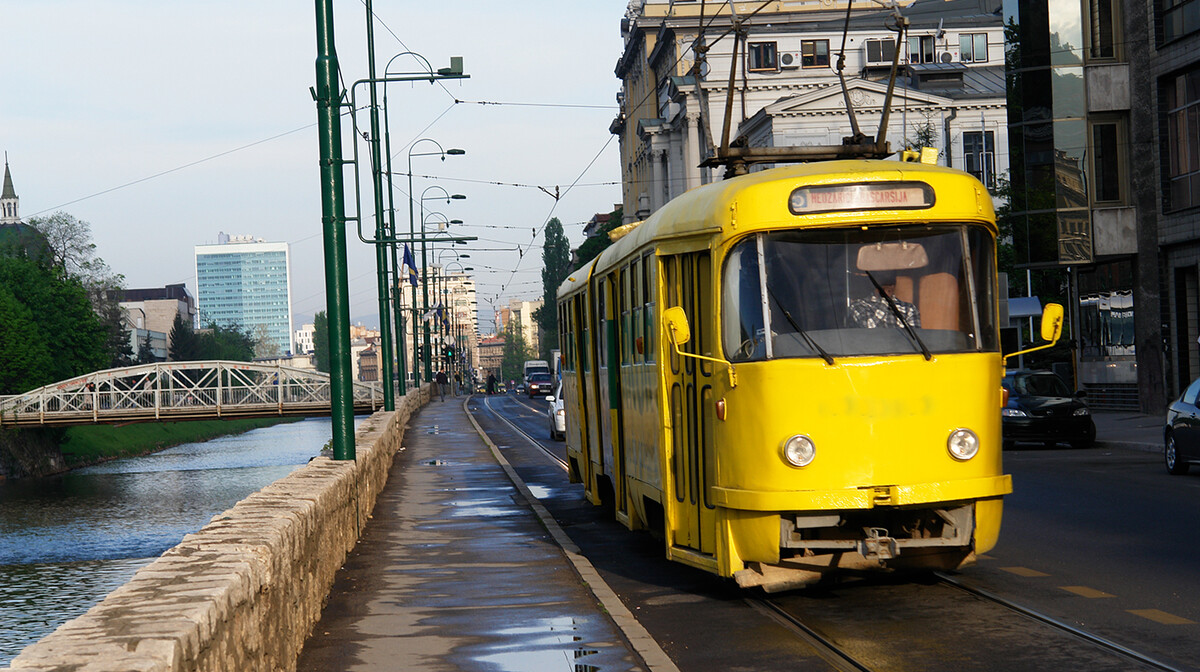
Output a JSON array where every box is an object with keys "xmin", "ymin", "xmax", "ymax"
[{"xmin": 0, "ymin": 417, "xmax": 347, "ymax": 667}]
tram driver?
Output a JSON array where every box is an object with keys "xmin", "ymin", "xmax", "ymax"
[{"xmin": 847, "ymin": 270, "xmax": 921, "ymax": 329}]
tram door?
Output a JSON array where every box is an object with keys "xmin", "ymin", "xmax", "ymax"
[
  {"xmin": 664, "ymin": 252, "xmax": 717, "ymax": 555},
  {"xmin": 569, "ymin": 295, "xmax": 593, "ymax": 490},
  {"xmin": 593, "ymin": 273, "xmax": 627, "ymax": 514},
  {"xmin": 607, "ymin": 272, "xmax": 629, "ymax": 516}
]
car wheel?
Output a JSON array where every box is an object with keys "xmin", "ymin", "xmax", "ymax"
[{"xmin": 1166, "ymin": 432, "xmax": 1190, "ymax": 475}]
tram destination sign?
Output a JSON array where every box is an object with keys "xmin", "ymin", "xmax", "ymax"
[{"xmin": 789, "ymin": 182, "xmax": 935, "ymax": 215}]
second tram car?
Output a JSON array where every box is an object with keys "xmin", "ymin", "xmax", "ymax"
[{"xmin": 556, "ymin": 158, "xmax": 1058, "ymax": 591}]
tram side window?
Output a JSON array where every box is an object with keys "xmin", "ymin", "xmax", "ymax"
[
  {"xmin": 632, "ymin": 257, "xmax": 644, "ymax": 364},
  {"xmin": 597, "ymin": 286, "xmax": 607, "ymax": 369},
  {"xmin": 644, "ymin": 252, "xmax": 656, "ymax": 363},
  {"xmin": 621, "ymin": 267, "xmax": 632, "ymax": 366},
  {"xmin": 723, "ymin": 238, "xmax": 766, "ymax": 361}
]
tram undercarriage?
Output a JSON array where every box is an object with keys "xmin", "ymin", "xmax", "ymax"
[{"xmin": 733, "ymin": 503, "xmax": 977, "ymax": 593}]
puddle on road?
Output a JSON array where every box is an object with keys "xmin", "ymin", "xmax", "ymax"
[{"xmin": 474, "ymin": 616, "xmax": 602, "ymax": 672}]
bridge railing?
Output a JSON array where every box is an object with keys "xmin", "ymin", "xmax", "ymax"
[{"xmin": 0, "ymin": 361, "xmax": 383, "ymax": 426}]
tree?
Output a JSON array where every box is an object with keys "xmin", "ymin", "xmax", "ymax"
[
  {"xmin": 534, "ymin": 217, "xmax": 572, "ymax": 360},
  {"xmin": 200, "ymin": 323, "xmax": 255, "ymax": 361},
  {"xmin": 251, "ymin": 323, "xmax": 281, "ymax": 359},
  {"xmin": 169, "ymin": 313, "xmax": 199, "ymax": 361},
  {"xmin": 26, "ymin": 212, "xmax": 97, "ymax": 279},
  {"xmin": 499, "ymin": 320, "xmax": 532, "ymax": 384},
  {"xmin": 0, "ymin": 286, "xmax": 52, "ymax": 394},
  {"xmin": 27, "ymin": 211, "xmax": 131, "ymax": 368},
  {"xmin": 0, "ymin": 255, "xmax": 107, "ymax": 389},
  {"xmin": 574, "ymin": 206, "xmax": 622, "ymax": 271},
  {"xmin": 312, "ymin": 311, "xmax": 330, "ymax": 373},
  {"xmin": 136, "ymin": 330, "xmax": 158, "ymax": 364}
]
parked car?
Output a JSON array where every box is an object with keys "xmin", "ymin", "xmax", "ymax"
[
  {"xmin": 1164, "ymin": 377, "xmax": 1200, "ymax": 474},
  {"xmin": 1001, "ymin": 370, "xmax": 1095, "ymax": 448},
  {"xmin": 527, "ymin": 372, "xmax": 553, "ymax": 398},
  {"xmin": 547, "ymin": 383, "xmax": 566, "ymax": 441}
]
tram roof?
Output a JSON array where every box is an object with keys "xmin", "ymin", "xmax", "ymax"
[{"xmin": 559, "ymin": 159, "xmax": 992, "ymax": 299}]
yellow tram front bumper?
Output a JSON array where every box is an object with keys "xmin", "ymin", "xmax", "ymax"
[{"xmin": 710, "ymin": 474, "xmax": 1012, "ymax": 511}]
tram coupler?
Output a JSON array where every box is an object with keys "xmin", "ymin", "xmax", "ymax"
[{"xmin": 858, "ymin": 527, "xmax": 898, "ymax": 561}]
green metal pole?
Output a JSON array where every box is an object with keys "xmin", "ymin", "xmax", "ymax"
[
  {"xmin": 421, "ymin": 212, "xmax": 432, "ymax": 383},
  {"xmin": 382, "ymin": 94, "xmax": 406, "ymax": 396},
  {"xmin": 314, "ymin": 0, "xmax": 355, "ymax": 460},
  {"xmin": 408, "ymin": 155, "xmax": 422, "ymax": 386},
  {"xmin": 363, "ymin": 0, "xmax": 395, "ymax": 411}
]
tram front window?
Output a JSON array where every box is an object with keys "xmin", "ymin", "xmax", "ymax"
[{"xmin": 721, "ymin": 225, "xmax": 998, "ymax": 362}]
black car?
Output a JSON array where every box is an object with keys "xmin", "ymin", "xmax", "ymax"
[
  {"xmin": 1001, "ymin": 370, "xmax": 1096, "ymax": 449},
  {"xmin": 1164, "ymin": 377, "xmax": 1200, "ymax": 474},
  {"xmin": 527, "ymin": 373, "xmax": 553, "ymax": 398}
]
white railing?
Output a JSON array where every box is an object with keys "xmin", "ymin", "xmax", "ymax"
[{"xmin": 0, "ymin": 361, "xmax": 383, "ymax": 427}]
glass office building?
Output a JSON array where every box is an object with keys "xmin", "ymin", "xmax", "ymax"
[{"xmin": 195, "ymin": 234, "xmax": 294, "ymax": 356}]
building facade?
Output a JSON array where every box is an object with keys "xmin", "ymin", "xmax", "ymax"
[
  {"xmin": 119, "ymin": 284, "xmax": 197, "ymax": 356},
  {"xmin": 194, "ymin": 233, "xmax": 294, "ymax": 357},
  {"xmin": 1005, "ymin": 0, "xmax": 1199, "ymax": 412},
  {"xmin": 612, "ymin": 0, "xmax": 1005, "ymax": 223}
]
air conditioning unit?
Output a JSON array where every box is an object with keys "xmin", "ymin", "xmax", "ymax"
[{"xmin": 779, "ymin": 52, "xmax": 802, "ymax": 68}]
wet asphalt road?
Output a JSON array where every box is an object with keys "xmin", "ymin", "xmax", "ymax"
[{"xmin": 481, "ymin": 392, "xmax": 1200, "ymax": 671}]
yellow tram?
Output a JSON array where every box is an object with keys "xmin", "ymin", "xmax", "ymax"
[{"xmin": 556, "ymin": 158, "xmax": 1053, "ymax": 592}]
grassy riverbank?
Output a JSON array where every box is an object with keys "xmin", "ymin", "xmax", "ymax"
[{"xmin": 59, "ymin": 417, "xmax": 303, "ymax": 467}]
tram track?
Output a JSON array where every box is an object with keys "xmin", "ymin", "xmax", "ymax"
[
  {"xmin": 475, "ymin": 394, "xmax": 568, "ymax": 471},
  {"xmin": 933, "ymin": 572, "xmax": 1183, "ymax": 672},
  {"xmin": 748, "ymin": 573, "xmax": 1183, "ymax": 672}
]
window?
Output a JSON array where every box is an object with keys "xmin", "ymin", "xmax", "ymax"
[
  {"xmin": 960, "ymin": 33, "xmax": 988, "ymax": 62},
  {"xmin": 1088, "ymin": 0, "xmax": 1117, "ymax": 58},
  {"xmin": 1091, "ymin": 119, "xmax": 1125, "ymax": 203},
  {"xmin": 748, "ymin": 42, "xmax": 778, "ymax": 71},
  {"xmin": 908, "ymin": 35, "xmax": 935, "ymax": 64},
  {"xmin": 865, "ymin": 38, "xmax": 896, "ymax": 64},
  {"xmin": 1163, "ymin": 0, "xmax": 1200, "ymax": 43},
  {"xmin": 801, "ymin": 40, "xmax": 830, "ymax": 68},
  {"xmin": 963, "ymin": 131, "xmax": 996, "ymax": 188},
  {"xmin": 1166, "ymin": 68, "xmax": 1200, "ymax": 211}
]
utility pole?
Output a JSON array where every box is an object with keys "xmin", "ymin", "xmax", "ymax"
[
  {"xmin": 313, "ymin": 0, "xmax": 355, "ymax": 459},
  {"xmin": 363, "ymin": 0, "xmax": 395, "ymax": 411}
]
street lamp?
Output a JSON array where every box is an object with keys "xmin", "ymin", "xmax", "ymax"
[
  {"xmin": 405, "ymin": 141, "xmax": 464, "ymax": 385},
  {"xmin": 419, "ymin": 205, "xmax": 464, "ymax": 381}
]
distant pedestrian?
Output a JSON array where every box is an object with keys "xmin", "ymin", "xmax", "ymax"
[
  {"xmin": 435, "ymin": 370, "xmax": 448, "ymax": 401},
  {"xmin": 487, "ymin": 373, "xmax": 496, "ymax": 395},
  {"xmin": 454, "ymin": 372, "xmax": 462, "ymax": 396}
]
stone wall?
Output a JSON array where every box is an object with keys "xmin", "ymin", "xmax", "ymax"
[
  {"xmin": 5, "ymin": 384, "xmax": 431, "ymax": 672},
  {"xmin": 0, "ymin": 427, "xmax": 67, "ymax": 481}
]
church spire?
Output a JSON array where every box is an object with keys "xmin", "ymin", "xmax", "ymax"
[{"xmin": 2, "ymin": 154, "xmax": 19, "ymax": 225}]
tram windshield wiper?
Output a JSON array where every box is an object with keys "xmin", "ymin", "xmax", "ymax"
[
  {"xmin": 768, "ymin": 288, "xmax": 835, "ymax": 365},
  {"xmin": 864, "ymin": 270, "xmax": 933, "ymax": 361}
]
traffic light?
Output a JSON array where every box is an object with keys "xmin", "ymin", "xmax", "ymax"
[{"xmin": 445, "ymin": 345, "xmax": 455, "ymax": 360}]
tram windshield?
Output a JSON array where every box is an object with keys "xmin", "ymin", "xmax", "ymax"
[{"xmin": 721, "ymin": 224, "xmax": 998, "ymax": 362}]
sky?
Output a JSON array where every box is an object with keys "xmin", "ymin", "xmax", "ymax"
[{"xmin": 1, "ymin": 1, "xmax": 628, "ymax": 333}]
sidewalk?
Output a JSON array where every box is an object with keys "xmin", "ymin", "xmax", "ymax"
[
  {"xmin": 1092, "ymin": 409, "xmax": 1163, "ymax": 453},
  {"xmin": 295, "ymin": 395, "xmax": 657, "ymax": 672}
]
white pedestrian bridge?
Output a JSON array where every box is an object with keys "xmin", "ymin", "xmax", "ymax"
[{"xmin": 0, "ymin": 361, "xmax": 384, "ymax": 427}]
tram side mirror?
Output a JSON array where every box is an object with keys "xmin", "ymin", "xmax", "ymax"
[
  {"xmin": 1002, "ymin": 302, "xmax": 1065, "ymax": 366},
  {"xmin": 663, "ymin": 306, "xmax": 691, "ymax": 346},
  {"xmin": 1041, "ymin": 303, "xmax": 1064, "ymax": 343}
]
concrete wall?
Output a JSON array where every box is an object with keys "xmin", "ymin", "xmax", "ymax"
[{"xmin": 5, "ymin": 384, "xmax": 432, "ymax": 672}]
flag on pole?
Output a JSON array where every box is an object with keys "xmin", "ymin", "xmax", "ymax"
[{"xmin": 402, "ymin": 244, "xmax": 418, "ymax": 287}]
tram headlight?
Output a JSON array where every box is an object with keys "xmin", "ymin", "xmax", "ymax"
[
  {"xmin": 781, "ymin": 434, "xmax": 816, "ymax": 468},
  {"xmin": 947, "ymin": 428, "xmax": 980, "ymax": 461}
]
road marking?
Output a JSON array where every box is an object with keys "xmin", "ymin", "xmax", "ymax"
[
  {"xmin": 1128, "ymin": 609, "xmax": 1196, "ymax": 625},
  {"xmin": 1060, "ymin": 586, "xmax": 1115, "ymax": 599},
  {"xmin": 1001, "ymin": 566, "xmax": 1050, "ymax": 578}
]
